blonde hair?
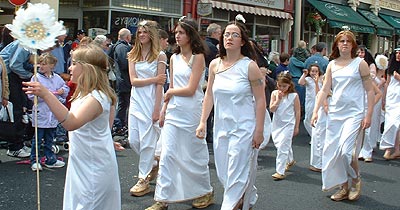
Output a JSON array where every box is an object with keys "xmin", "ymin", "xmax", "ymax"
[
  {"xmin": 39, "ymin": 53, "xmax": 58, "ymax": 65},
  {"xmin": 70, "ymin": 44, "xmax": 117, "ymax": 106},
  {"xmin": 127, "ymin": 20, "xmax": 160, "ymax": 63}
]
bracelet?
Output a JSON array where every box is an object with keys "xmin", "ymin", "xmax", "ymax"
[{"xmin": 60, "ymin": 111, "xmax": 69, "ymax": 124}]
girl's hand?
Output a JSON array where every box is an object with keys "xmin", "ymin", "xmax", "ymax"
[
  {"xmin": 152, "ymin": 110, "xmax": 160, "ymax": 123},
  {"xmin": 155, "ymin": 74, "xmax": 167, "ymax": 85},
  {"xmin": 293, "ymin": 127, "xmax": 299, "ymax": 137},
  {"xmin": 362, "ymin": 116, "xmax": 371, "ymax": 129},
  {"xmin": 252, "ymin": 131, "xmax": 264, "ymax": 149},
  {"xmin": 394, "ymin": 71, "xmax": 400, "ymax": 81},
  {"xmin": 159, "ymin": 110, "xmax": 166, "ymax": 127},
  {"xmin": 302, "ymin": 69, "xmax": 308, "ymax": 75},
  {"xmin": 311, "ymin": 112, "xmax": 318, "ymax": 127},
  {"xmin": 277, "ymin": 90, "xmax": 284, "ymax": 100},
  {"xmin": 56, "ymin": 88, "xmax": 64, "ymax": 95},
  {"xmin": 1, "ymin": 99, "xmax": 8, "ymax": 106},
  {"xmin": 22, "ymin": 81, "xmax": 51, "ymax": 98},
  {"xmin": 196, "ymin": 122, "xmax": 206, "ymax": 139},
  {"xmin": 113, "ymin": 142, "xmax": 125, "ymax": 151},
  {"xmin": 164, "ymin": 89, "xmax": 172, "ymax": 102}
]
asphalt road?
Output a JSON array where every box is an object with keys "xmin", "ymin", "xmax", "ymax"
[{"xmin": 1, "ymin": 124, "xmax": 399, "ymax": 210}]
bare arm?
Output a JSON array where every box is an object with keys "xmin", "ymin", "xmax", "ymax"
[
  {"xmin": 298, "ymin": 69, "xmax": 307, "ymax": 86},
  {"xmin": 360, "ymin": 60, "xmax": 375, "ymax": 129},
  {"xmin": 248, "ymin": 61, "xmax": 266, "ymax": 149},
  {"xmin": 164, "ymin": 54, "xmax": 205, "ymax": 100},
  {"xmin": 196, "ymin": 58, "xmax": 217, "ymax": 139},
  {"xmin": 23, "ymin": 81, "xmax": 102, "ymax": 131},
  {"xmin": 293, "ymin": 94, "xmax": 301, "ymax": 136},
  {"xmin": 153, "ymin": 53, "xmax": 167, "ymax": 122},
  {"xmin": 129, "ymin": 60, "xmax": 166, "ymax": 87}
]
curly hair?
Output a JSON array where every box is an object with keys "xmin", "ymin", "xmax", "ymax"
[{"xmin": 276, "ymin": 71, "xmax": 296, "ymax": 93}]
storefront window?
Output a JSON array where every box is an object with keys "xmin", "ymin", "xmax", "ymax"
[
  {"xmin": 83, "ymin": 11, "xmax": 108, "ymax": 34},
  {"xmin": 110, "ymin": 11, "xmax": 172, "ymax": 39},
  {"xmin": 112, "ymin": 0, "xmax": 181, "ymax": 15}
]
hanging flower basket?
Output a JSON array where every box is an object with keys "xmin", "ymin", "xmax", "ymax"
[{"xmin": 306, "ymin": 12, "xmax": 326, "ymax": 35}]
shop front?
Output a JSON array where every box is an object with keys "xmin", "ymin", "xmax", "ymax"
[
  {"xmin": 198, "ymin": 0, "xmax": 293, "ymax": 53},
  {"xmin": 306, "ymin": 0, "xmax": 375, "ymax": 54}
]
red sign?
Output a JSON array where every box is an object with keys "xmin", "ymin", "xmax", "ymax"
[{"xmin": 8, "ymin": 0, "xmax": 28, "ymax": 6}]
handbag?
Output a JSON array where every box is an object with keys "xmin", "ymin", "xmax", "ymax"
[{"xmin": 0, "ymin": 104, "xmax": 17, "ymax": 139}]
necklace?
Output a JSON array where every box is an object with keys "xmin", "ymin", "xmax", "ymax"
[
  {"xmin": 216, "ymin": 57, "xmax": 243, "ymax": 74},
  {"xmin": 142, "ymin": 50, "xmax": 150, "ymax": 61}
]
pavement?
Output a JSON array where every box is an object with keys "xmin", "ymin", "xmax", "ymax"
[{"xmin": 0, "ymin": 124, "xmax": 399, "ymax": 210}]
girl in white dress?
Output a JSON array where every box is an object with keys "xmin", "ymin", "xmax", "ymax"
[
  {"xmin": 311, "ymin": 30, "xmax": 374, "ymax": 202},
  {"xmin": 128, "ymin": 20, "xmax": 167, "ymax": 196},
  {"xmin": 197, "ymin": 17, "xmax": 266, "ymax": 210},
  {"xmin": 146, "ymin": 17, "xmax": 213, "ymax": 210},
  {"xmin": 298, "ymin": 64, "xmax": 323, "ymax": 137},
  {"xmin": 270, "ymin": 71, "xmax": 301, "ymax": 180},
  {"xmin": 380, "ymin": 49, "xmax": 400, "ymax": 160},
  {"xmin": 24, "ymin": 45, "xmax": 121, "ymax": 210}
]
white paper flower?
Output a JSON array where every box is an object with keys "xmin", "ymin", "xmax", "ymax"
[
  {"xmin": 375, "ymin": 54, "xmax": 388, "ymax": 70},
  {"xmin": 6, "ymin": 3, "xmax": 66, "ymax": 53},
  {"xmin": 235, "ymin": 14, "xmax": 246, "ymax": 23}
]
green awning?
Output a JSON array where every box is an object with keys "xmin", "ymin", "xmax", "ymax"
[
  {"xmin": 379, "ymin": 14, "xmax": 400, "ymax": 35},
  {"xmin": 308, "ymin": 0, "xmax": 375, "ymax": 34},
  {"xmin": 358, "ymin": 9, "xmax": 393, "ymax": 37}
]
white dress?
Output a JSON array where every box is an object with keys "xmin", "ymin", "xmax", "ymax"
[
  {"xmin": 213, "ymin": 57, "xmax": 259, "ymax": 209},
  {"xmin": 154, "ymin": 54, "xmax": 212, "ymax": 202},
  {"xmin": 380, "ymin": 75, "xmax": 400, "ymax": 149},
  {"xmin": 322, "ymin": 57, "xmax": 364, "ymax": 191},
  {"xmin": 271, "ymin": 92, "xmax": 297, "ymax": 175},
  {"xmin": 128, "ymin": 52, "xmax": 163, "ymax": 179},
  {"xmin": 303, "ymin": 77, "xmax": 322, "ymax": 136},
  {"xmin": 64, "ymin": 90, "xmax": 121, "ymax": 210},
  {"xmin": 310, "ymin": 105, "xmax": 327, "ymax": 169}
]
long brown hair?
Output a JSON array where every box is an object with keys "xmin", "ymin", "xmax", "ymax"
[
  {"xmin": 330, "ymin": 30, "xmax": 358, "ymax": 60},
  {"xmin": 276, "ymin": 71, "xmax": 296, "ymax": 94},
  {"xmin": 70, "ymin": 44, "xmax": 117, "ymax": 106}
]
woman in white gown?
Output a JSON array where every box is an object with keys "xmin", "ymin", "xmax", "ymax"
[
  {"xmin": 197, "ymin": 16, "xmax": 266, "ymax": 210},
  {"xmin": 380, "ymin": 48, "xmax": 400, "ymax": 160},
  {"xmin": 24, "ymin": 45, "xmax": 121, "ymax": 210},
  {"xmin": 311, "ymin": 30, "xmax": 374, "ymax": 202},
  {"xmin": 146, "ymin": 17, "xmax": 213, "ymax": 210},
  {"xmin": 127, "ymin": 20, "xmax": 167, "ymax": 196}
]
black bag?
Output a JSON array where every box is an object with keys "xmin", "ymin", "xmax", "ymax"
[{"xmin": 0, "ymin": 106, "xmax": 17, "ymax": 139}]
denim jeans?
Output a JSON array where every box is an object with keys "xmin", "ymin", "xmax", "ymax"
[{"xmin": 30, "ymin": 128, "xmax": 57, "ymax": 165}]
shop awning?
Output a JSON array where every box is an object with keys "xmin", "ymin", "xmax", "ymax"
[
  {"xmin": 379, "ymin": 14, "xmax": 400, "ymax": 35},
  {"xmin": 358, "ymin": 9, "xmax": 393, "ymax": 37},
  {"xmin": 307, "ymin": 0, "xmax": 375, "ymax": 34},
  {"xmin": 209, "ymin": 0, "xmax": 293, "ymax": 19}
]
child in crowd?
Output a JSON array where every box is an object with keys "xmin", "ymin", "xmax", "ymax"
[
  {"xmin": 298, "ymin": 64, "xmax": 323, "ymax": 137},
  {"xmin": 270, "ymin": 71, "xmax": 300, "ymax": 180},
  {"xmin": 28, "ymin": 53, "xmax": 69, "ymax": 171}
]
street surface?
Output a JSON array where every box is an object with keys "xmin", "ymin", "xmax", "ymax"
[{"xmin": 1, "ymin": 124, "xmax": 399, "ymax": 210}]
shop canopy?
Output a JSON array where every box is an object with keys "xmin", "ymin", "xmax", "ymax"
[
  {"xmin": 308, "ymin": 0, "xmax": 375, "ymax": 34},
  {"xmin": 379, "ymin": 14, "xmax": 400, "ymax": 35},
  {"xmin": 358, "ymin": 9, "xmax": 393, "ymax": 37}
]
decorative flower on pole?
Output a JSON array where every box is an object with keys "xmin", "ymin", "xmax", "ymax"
[
  {"xmin": 6, "ymin": 3, "xmax": 66, "ymax": 53},
  {"xmin": 306, "ymin": 12, "xmax": 326, "ymax": 35}
]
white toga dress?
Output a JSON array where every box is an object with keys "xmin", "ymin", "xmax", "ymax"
[
  {"xmin": 213, "ymin": 57, "xmax": 259, "ymax": 210},
  {"xmin": 322, "ymin": 57, "xmax": 365, "ymax": 191},
  {"xmin": 63, "ymin": 90, "xmax": 121, "ymax": 210},
  {"xmin": 128, "ymin": 52, "xmax": 164, "ymax": 179},
  {"xmin": 154, "ymin": 54, "xmax": 212, "ymax": 202}
]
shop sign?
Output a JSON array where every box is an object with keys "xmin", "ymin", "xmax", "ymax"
[
  {"xmin": 8, "ymin": 0, "xmax": 27, "ymax": 6},
  {"xmin": 197, "ymin": 3, "xmax": 212, "ymax": 16},
  {"xmin": 114, "ymin": 16, "xmax": 143, "ymax": 27},
  {"xmin": 380, "ymin": 0, "xmax": 400, "ymax": 12},
  {"xmin": 228, "ymin": 0, "xmax": 284, "ymax": 10}
]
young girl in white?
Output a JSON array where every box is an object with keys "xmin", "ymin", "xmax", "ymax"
[
  {"xmin": 270, "ymin": 71, "xmax": 300, "ymax": 180},
  {"xmin": 127, "ymin": 20, "xmax": 167, "ymax": 197},
  {"xmin": 298, "ymin": 64, "xmax": 323, "ymax": 137}
]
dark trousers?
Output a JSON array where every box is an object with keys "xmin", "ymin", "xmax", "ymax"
[
  {"xmin": 7, "ymin": 73, "xmax": 28, "ymax": 151},
  {"xmin": 30, "ymin": 128, "xmax": 57, "ymax": 165},
  {"xmin": 115, "ymin": 91, "xmax": 130, "ymax": 128}
]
